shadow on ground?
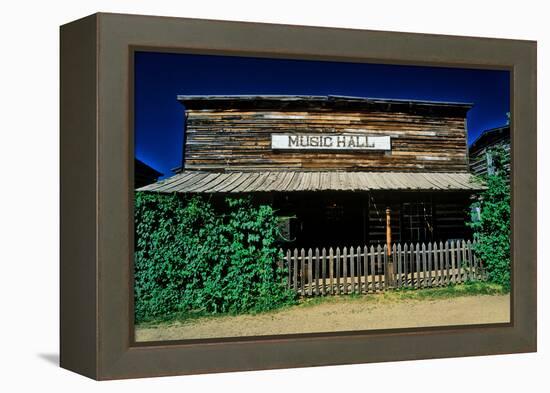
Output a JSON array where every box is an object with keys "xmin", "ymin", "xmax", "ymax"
[{"xmin": 38, "ymin": 353, "xmax": 59, "ymax": 366}]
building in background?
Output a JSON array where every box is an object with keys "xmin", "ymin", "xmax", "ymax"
[
  {"xmin": 135, "ymin": 159, "xmax": 163, "ymax": 189},
  {"xmin": 469, "ymin": 125, "xmax": 510, "ymax": 178}
]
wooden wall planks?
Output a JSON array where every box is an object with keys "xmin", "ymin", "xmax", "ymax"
[{"xmin": 183, "ymin": 109, "xmax": 469, "ymax": 172}]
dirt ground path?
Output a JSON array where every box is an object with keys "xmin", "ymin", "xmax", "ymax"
[{"xmin": 135, "ymin": 294, "xmax": 510, "ymax": 342}]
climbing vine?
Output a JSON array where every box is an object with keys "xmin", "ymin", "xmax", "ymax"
[
  {"xmin": 134, "ymin": 192, "xmax": 296, "ymax": 323},
  {"xmin": 467, "ymin": 146, "xmax": 511, "ymax": 290}
]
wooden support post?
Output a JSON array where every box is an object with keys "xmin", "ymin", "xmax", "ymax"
[{"xmin": 385, "ymin": 207, "xmax": 395, "ymax": 288}]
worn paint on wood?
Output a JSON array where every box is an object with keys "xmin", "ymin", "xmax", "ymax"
[
  {"xmin": 139, "ymin": 170, "xmax": 483, "ymax": 194},
  {"xmin": 180, "ymin": 96, "xmax": 471, "ymax": 173}
]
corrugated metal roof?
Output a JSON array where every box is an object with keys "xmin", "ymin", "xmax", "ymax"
[{"xmin": 137, "ymin": 171, "xmax": 485, "ymax": 193}]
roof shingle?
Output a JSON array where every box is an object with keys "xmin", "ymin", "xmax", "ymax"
[{"xmin": 138, "ymin": 171, "xmax": 485, "ymax": 193}]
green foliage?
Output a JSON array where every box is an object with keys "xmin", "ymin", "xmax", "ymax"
[
  {"xmin": 134, "ymin": 192, "xmax": 296, "ymax": 323},
  {"xmin": 467, "ymin": 146, "xmax": 511, "ymax": 290}
]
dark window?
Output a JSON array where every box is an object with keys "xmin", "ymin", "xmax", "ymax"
[
  {"xmin": 325, "ymin": 202, "xmax": 344, "ymax": 222},
  {"xmin": 401, "ymin": 201, "xmax": 434, "ymax": 243}
]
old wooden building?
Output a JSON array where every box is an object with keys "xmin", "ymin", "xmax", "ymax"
[
  {"xmin": 134, "ymin": 158, "xmax": 163, "ymax": 189},
  {"xmin": 469, "ymin": 125, "xmax": 510, "ymax": 177},
  {"xmin": 139, "ymin": 95, "xmax": 484, "ymax": 250}
]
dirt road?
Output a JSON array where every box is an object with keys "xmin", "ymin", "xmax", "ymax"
[{"xmin": 135, "ymin": 293, "xmax": 510, "ymax": 342}]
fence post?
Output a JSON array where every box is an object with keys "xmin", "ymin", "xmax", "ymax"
[
  {"xmin": 403, "ymin": 243, "xmax": 409, "ymax": 287},
  {"xmin": 277, "ymin": 249, "xmax": 285, "ymax": 286},
  {"xmin": 397, "ymin": 243, "xmax": 402, "ymax": 288},
  {"xmin": 444, "ymin": 241, "xmax": 450, "ymax": 285},
  {"xmin": 286, "ymin": 249, "xmax": 291, "ymax": 289},
  {"xmin": 427, "ymin": 242, "xmax": 432, "ymax": 287},
  {"xmin": 434, "ymin": 242, "xmax": 440, "ymax": 286},
  {"xmin": 321, "ymin": 247, "xmax": 327, "ymax": 296},
  {"xmin": 415, "ymin": 242, "xmax": 421, "ymax": 289},
  {"xmin": 293, "ymin": 249, "xmax": 298, "ymax": 293},
  {"xmin": 450, "ymin": 240, "xmax": 456, "ymax": 284},
  {"xmin": 314, "ymin": 248, "xmax": 320, "ymax": 296},
  {"xmin": 300, "ymin": 248, "xmax": 305, "ymax": 296},
  {"xmin": 369, "ymin": 245, "xmax": 376, "ymax": 292},
  {"xmin": 440, "ymin": 241, "xmax": 446, "ymax": 285},
  {"xmin": 343, "ymin": 247, "xmax": 348, "ymax": 294},
  {"xmin": 378, "ymin": 245, "xmax": 384, "ymax": 291},
  {"xmin": 422, "ymin": 243, "xmax": 427, "ymax": 288},
  {"xmin": 307, "ymin": 248, "xmax": 313, "ymax": 297},
  {"xmin": 329, "ymin": 247, "xmax": 334, "ymax": 295},
  {"xmin": 356, "ymin": 246, "xmax": 362, "ymax": 293},
  {"xmin": 461, "ymin": 240, "xmax": 467, "ymax": 282},
  {"xmin": 383, "ymin": 246, "xmax": 388, "ymax": 290},
  {"xmin": 350, "ymin": 247, "xmax": 355, "ymax": 294},
  {"xmin": 391, "ymin": 243, "xmax": 397, "ymax": 288},
  {"xmin": 385, "ymin": 208, "xmax": 395, "ymax": 288},
  {"xmin": 456, "ymin": 241, "xmax": 463, "ymax": 284},
  {"xmin": 363, "ymin": 246, "xmax": 369, "ymax": 294},
  {"xmin": 336, "ymin": 247, "xmax": 341, "ymax": 295}
]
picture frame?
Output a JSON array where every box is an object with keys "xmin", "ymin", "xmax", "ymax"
[{"xmin": 60, "ymin": 12, "xmax": 537, "ymax": 380}]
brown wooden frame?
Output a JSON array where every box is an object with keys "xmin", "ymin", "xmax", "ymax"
[{"xmin": 60, "ymin": 12, "xmax": 537, "ymax": 380}]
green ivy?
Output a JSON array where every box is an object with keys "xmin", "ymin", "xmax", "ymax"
[
  {"xmin": 467, "ymin": 146, "xmax": 511, "ymax": 290},
  {"xmin": 134, "ymin": 192, "xmax": 296, "ymax": 323}
]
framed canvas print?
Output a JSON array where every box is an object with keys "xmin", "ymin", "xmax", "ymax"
[{"xmin": 60, "ymin": 12, "xmax": 537, "ymax": 380}]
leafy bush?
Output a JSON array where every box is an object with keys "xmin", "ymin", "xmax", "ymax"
[
  {"xmin": 467, "ymin": 146, "xmax": 511, "ymax": 290},
  {"xmin": 134, "ymin": 192, "xmax": 296, "ymax": 323}
]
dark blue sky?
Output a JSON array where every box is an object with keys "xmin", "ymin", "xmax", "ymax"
[{"xmin": 135, "ymin": 51, "xmax": 510, "ymax": 178}]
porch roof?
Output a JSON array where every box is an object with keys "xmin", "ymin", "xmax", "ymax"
[{"xmin": 137, "ymin": 171, "xmax": 485, "ymax": 193}]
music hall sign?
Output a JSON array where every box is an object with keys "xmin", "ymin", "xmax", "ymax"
[{"xmin": 271, "ymin": 134, "xmax": 391, "ymax": 151}]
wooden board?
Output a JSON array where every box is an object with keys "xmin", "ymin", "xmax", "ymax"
[{"xmin": 183, "ymin": 108, "xmax": 469, "ymax": 172}]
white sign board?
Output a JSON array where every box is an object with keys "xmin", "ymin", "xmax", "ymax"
[{"xmin": 271, "ymin": 134, "xmax": 391, "ymax": 151}]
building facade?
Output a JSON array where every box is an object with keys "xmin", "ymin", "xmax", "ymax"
[{"xmin": 139, "ymin": 95, "xmax": 484, "ymax": 249}]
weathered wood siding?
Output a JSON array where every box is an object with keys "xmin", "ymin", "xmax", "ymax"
[
  {"xmin": 469, "ymin": 125, "xmax": 510, "ymax": 178},
  {"xmin": 470, "ymin": 140, "xmax": 510, "ymax": 177},
  {"xmin": 183, "ymin": 109, "xmax": 469, "ymax": 172}
]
